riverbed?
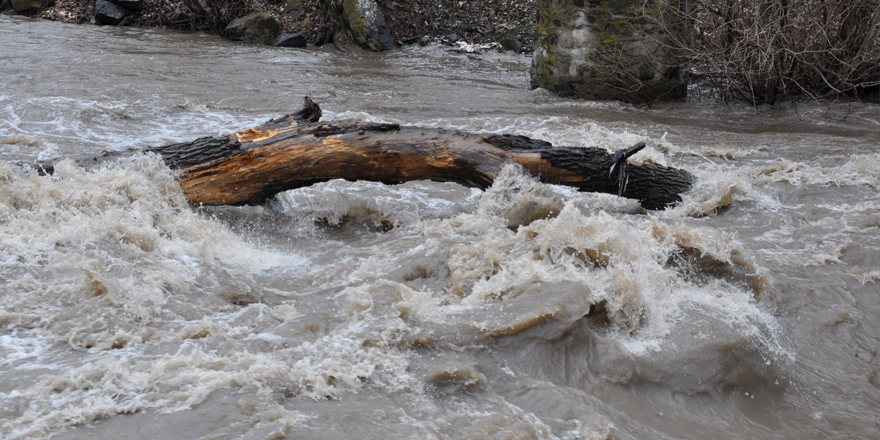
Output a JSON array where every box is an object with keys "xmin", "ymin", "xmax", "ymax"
[{"xmin": 1, "ymin": 15, "xmax": 879, "ymax": 440}]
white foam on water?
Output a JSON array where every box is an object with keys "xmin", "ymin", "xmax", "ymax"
[
  {"xmin": 753, "ymin": 153, "xmax": 880, "ymax": 187},
  {"xmin": 0, "ymin": 104, "xmax": 795, "ymax": 438},
  {"xmin": 750, "ymin": 197, "xmax": 880, "ymax": 268},
  {"xmin": 0, "ymin": 333, "xmax": 56, "ymax": 369},
  {"xmin": 0, "ymin": 94, "xmax": 275, "ymax": 161},
  {"xmin": 854, "ymin": 270, "xmax": 880, "ymax": 284},
  {"xmin": 279, "ymin": 102, "xmax": 787, "ymax": 359},
  {"xmin": 275, "ymin": 179, "xmax": 479, "ymax": 228},
  {"xmin": 2, "ymin": 342, "xmax": 309, "ymax": 438},
  {"xmin": 0, "ymin": 154, "xmax": 446, "ymax": 437},
  {"xmin": 0, "ymin": 156, "xmax": 300, "ymax": 270},
  {"xmin": 293, "ymin": 163, "xmax": 786, "ymax": 361},
  {"xmin": 263, "ymin": 162, "xmax": 788, "ymax": 436},
  {"xmin": 0, "ymin": 301, "xmax": 424, "ymax": 437}
]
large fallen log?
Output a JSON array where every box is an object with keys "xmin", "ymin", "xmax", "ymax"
[{"xmin": 43, "ymin": 98, "xmax": 693, "ymax": 210}]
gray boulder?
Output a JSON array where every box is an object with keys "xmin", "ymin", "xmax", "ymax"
[
  {"xmin": 274, "ymin": 32, "xmax": 307, "ymax": 48},
  {"xmin": 342, "ymin": 0, "xmax": 393, "ymax": 51},
  {"xmin": 94, "ymin": 0, "xmax": 129, "ymax": 25},
  {"xmin": 11, "ymin": 0, "xmax": 48, "ymax": 13},
  {"xmin": 226, "ymin": 12, "xmax": 282, "ymax": 45}
]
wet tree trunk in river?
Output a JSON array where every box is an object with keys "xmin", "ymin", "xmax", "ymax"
[{"xmin": 45, "ymin": 98, "xmax": 694, "ymax": 210}]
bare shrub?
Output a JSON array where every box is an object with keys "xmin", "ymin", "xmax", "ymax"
[
  {"xmin": 136, "ymin": 0, "xmax": 281, "ymax": 33},
  {"xmin": 182, "ymin": 0, "xmax": 270, "ymax": 33},
  {"xmin": 656, "ymin": 0, "xmax": 880, "ymax": 104}
]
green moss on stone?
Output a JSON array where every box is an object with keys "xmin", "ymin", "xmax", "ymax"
[
  {"xmin": 531, "ymin": 0, "xmax": 687, "ymax": 103},
  {"xmin": 343, "ymin": 0, "xmax": 370, "ymax": 44}
]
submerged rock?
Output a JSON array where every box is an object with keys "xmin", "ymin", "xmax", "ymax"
[
  {"xmin": 94, "ymin": 0, "xmax": 129, "ymax": 25},
  {"xmin": 274, "ymin": 32, "xmax": 307, "ymax": 48},
  {"xmin": 225, "ymin": 12, "xmax": 282, "ymax": 45},
  {"xmin": 342, "ymin": 0, "xmax": 393, "ymax": 51}
]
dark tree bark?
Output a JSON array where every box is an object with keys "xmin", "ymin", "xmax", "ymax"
[{"xmin": 38, "ymin": 97, "xmax": 693, "ymax": 210}]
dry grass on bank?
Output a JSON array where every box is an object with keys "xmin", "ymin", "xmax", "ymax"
[
  {"xmin": 660, "ymin": 0, "xmax": 880, "ymax": 104},
  {"xmin": 40, "ymin": 0, "xmax": 317, "ymax": 36}
]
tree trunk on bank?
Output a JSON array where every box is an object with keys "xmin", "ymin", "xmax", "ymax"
[{"xmin": 40, "ymin": 98, "xmax": 693, "ymax": 210}]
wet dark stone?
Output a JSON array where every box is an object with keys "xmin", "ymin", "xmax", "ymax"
[
  {"xmin": 855, "ymin": 85, "xmax": 880, "ymax": 103},
  {"xmin": 94, "ymin": 0, "xmax": 130, "ymax": 25},
  {"xmin": 274, "ymin": 32, "xmax": 307, "ymax": 48},
  {"xmin": 111, "ymin": 0, "xmax": 143, "ymax": 12},
  {"xmin": 226, "ymin": 12, "xmax": 282, "ymax": 45},
  {"xmin": 343, "ymin": 0, "xmax": 394, "ymax": 51},
  {"xmin": 499, "ymin": 37, "xmax": 523, "ymax": 53}
]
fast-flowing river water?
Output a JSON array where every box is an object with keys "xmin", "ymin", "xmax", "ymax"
[{"xmin": 2, "ymin": 15, "xmax": 879, "ymax": 440}]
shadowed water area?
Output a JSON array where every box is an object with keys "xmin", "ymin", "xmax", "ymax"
[{"xmin": 2, "ymin": 15, "xmax": 880, "ymax": 440}]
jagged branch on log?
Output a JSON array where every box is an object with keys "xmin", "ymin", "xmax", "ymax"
[{"xmin": 38, "ymin": 97, "xmax": 693, "ymax": 210}]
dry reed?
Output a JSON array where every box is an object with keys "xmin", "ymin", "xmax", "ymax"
[{"xmin": 656, "ymin": 0, "xmax": 880, "ymax": 104}]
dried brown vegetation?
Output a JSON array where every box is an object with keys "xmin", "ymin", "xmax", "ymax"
[
  {"xmin": 658, "ymin": 0, "xmax": 880, "ymax": 104},
  {"xmin": 135, "ymin": 0, "xmax": 286, "ymax": 33}
]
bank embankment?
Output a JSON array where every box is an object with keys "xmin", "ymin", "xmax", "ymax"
[{"xmin": 4, "ymin": 0, "xmax": 536, "ymax": 52}]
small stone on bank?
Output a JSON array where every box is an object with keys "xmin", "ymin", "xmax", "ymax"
[
  {"xmin": 226, "ymin": 12, "xmax": 282, "ymax": 45},
  {"xmin": 499, "ymin": 37, "xmax": 523, "ymax": 53},
  {"xmin": 94, "ymin": 0, "xmax": 129, "ymax": 25}
]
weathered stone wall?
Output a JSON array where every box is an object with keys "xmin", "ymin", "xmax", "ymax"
[{"xmin": 530, "ymin": 0, "xmax": 688, "ymax": 104}]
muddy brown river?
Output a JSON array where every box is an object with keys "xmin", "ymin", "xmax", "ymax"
[{"xmin": 1, "ymin": 15, "xmax": 879, "ymax": 440}]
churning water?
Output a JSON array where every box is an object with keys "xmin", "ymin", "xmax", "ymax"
[{"xmin": 1, "ymin": 15, "xmax": 879, "ymax": 440}]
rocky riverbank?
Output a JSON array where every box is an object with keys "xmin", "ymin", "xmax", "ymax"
[{"xmin": 3, "ymin": 0, "xmax": 536, "ymax": 52}]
